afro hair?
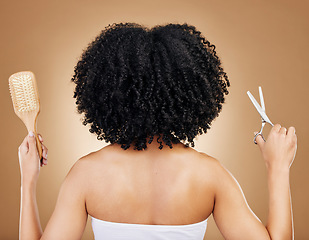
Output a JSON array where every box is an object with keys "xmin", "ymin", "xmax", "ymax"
[{"xmin": 71, "ymin": 22, "xmax": 230, "ymax": 151}]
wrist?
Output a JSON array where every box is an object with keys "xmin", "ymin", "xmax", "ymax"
[
  {"xmin": 266, "ymin": 163, "xmax": 290, "ymax": 175},
  {"xmin": 267, "ymin": 166, "xmax": 290, "ymax": 182},
  {"xmin": 21, "ymin": 179, "xmax": 37, "ymax": 192}
]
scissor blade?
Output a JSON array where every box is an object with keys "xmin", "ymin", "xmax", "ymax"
[
  {"xmin": 259, "ymin": 86, "xmax": 265, "ymax": 111},
  {"xmin": 247, "ymin": 91, "xmax": 263, "ymax": 114},
  {"xmin": 247, "ymin": 90, "xmax": 273, "ymax": 125}
]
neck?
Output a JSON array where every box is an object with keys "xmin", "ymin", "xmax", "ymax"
[{"xmin": 111, "ymin": 134, "xmax": 186, "ymax": 152}]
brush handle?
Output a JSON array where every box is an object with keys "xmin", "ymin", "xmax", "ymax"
[
  {"xmin": 32, "ymin": 117, "xmax": 43, "ymax": 163},
  {"xmin": 35, "ymin": 132, "xmax": 43, "ymax": 161}
]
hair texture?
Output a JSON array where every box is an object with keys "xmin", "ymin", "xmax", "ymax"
[{"xmin": 71, "ymin": 22, "xmax": 230, "ymax": 151}]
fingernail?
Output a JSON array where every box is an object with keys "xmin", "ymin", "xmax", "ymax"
[
  {"xmin": 29, "ymin": 131, "xmax": 34, "ymax": 137},
  {"xmin": 45, "ymin": 153, "xmax": 48, "ymax": 158}
]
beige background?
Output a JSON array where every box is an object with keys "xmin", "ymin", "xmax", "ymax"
[{"xmin": 1, "ymin": 0, "xmax": 308, "ymax": 239}]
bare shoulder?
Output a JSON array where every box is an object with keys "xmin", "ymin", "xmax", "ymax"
[
  {"xmin": 69, "ymin": 154, "xmax": 93, "ymax": 172},
  {"xmin": 64, "ymin": 151, "xmax": 102, "ymax": 185},
  {"xmin": 198, "ymin": 151, "xmax": 220, "ymax": 164},
  {"xmin": 198, "ymin": 152, "xmax": 250, "ymax": 207},
  {"xmin": 74, "ymin": 145, "xmax": 112, "ymax": 165},
  {"xmin": 197, "ymin": 151, "xmax": 226, "ymax": 174},
  {"xmin": 68, "ymin": 146, "xmax": 116, "ymax": 181},
  {"xmin": 196, "ymin": 151, "xmax": 239, "ymax": 190}
]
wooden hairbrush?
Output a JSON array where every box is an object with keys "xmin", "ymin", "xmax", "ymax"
[{"xmin": 8, "ymin": 71, "xmax": 43, "ymax": 162}]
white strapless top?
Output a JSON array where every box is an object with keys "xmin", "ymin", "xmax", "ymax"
[{"xmin": 91, "ymin": 216, "xmax": 208, "ymax": 240}]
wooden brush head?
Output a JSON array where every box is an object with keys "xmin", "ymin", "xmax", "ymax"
[
  {"xmin": 8, "ymin": 71, "xmax": 42, "ymax": 160},
  {"xmin": 9, "ymin": 71, "xmax": 40, "ymax": 118}
]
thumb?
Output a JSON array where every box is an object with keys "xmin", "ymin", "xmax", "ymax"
[
  {"xmin": 28, "ymin": 131, "xmax": 38, "ymax": 154},
  {"xmin": 254, "ymin": 131, "xmax": 265, "ymax": 149}
]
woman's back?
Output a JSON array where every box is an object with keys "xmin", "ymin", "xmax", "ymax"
[{"xmin": 84, "ymin": 141, "xmax": 215, "ymax": 226}]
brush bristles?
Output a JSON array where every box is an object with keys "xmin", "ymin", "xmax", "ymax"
[{"xmin": 9, "ymin": 72, "xmax": 38, "ymax": 113}]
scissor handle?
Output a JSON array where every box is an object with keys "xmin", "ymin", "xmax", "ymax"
[{"xmin": 254, "ymin": 132, "xmax": 266, "ymax": 144}]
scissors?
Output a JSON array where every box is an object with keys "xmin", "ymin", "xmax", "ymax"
[{"xmin": 247, "ymin": 86, "xmax": 274, "ymax": 144}]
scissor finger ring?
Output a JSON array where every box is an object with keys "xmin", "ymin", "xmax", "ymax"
[{"xmin": 254, "ymin": 132, "xmax": 266, "ymax": 144}]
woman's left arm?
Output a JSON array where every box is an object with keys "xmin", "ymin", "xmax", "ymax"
[
  {"xmin": 18, "ymin": 131, "xmax": 88, "ymax": 240},
  {"xmin": 19, "ymin": 132, "xmax": 47, "ymax": 239}
]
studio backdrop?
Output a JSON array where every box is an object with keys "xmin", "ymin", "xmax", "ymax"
[{"xmin": 0, "ymin": 0, "xmax": 308, "ymax": 239}]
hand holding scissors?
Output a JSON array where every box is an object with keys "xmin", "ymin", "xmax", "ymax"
[{"xmin": 247, "ymin": 86, "xmax": 274, "ymax": 144}]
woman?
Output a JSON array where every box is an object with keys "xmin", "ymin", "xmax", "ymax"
[{"xmin": 18, "ymin": 22, "xmax": 297, "ymax": 239}]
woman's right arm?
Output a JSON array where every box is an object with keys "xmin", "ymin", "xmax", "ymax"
[{"xmin": 211, "ymin": 124, "xmax": 297, "ymax": 240}]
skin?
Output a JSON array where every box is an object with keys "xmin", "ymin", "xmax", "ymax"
[{"xmin": 18, "ymin": 123, "xmax": 297, "ymax": 240}]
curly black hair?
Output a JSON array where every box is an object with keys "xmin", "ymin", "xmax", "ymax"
[{"xmin": 71, "ymin": 22, "xmax": 230, "ymax": 151}]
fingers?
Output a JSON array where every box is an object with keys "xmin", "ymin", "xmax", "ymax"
[
  {"xmin": 271, "ymin": 123, "xmax": 288, "ymax": 135},
  {"xmin": 287, "ymin": 126, "xmax": 296, "ymax": 137},
  {"xmin": 19, "ymin": 132, "xmax": 49, "ymax": 167},
  {"xmin": 27, "ymin": 131, "xmax": 38, "ymax": 154},
  {"xmin": 255, "ymin": 123, "xmax": 291, "ymax": 147},
  {"xmin": 39, "ymin": 145, "xmax": 48, "ymax": 167},
  {"xmin": 279, "ymin": 127, "xmax": 287, "ymax": 135},
  {"xmin": 19, "ymin": 134, "xmax": 30, "ymax": 154},
  {"xmin": 38, "ymin": 133, "xmax": 43, "ymax": 142},
  {"xmin": 41, "ymin": 157, "xmax": 48, "ymax": 167},
  {"xmin": 254, "ymin": 132, "xmax": 265, "ymax": 149},
  {"xmin": 272, "ymin": 124, "xmax": 294, "ymax": 136},
  {"xmin": 272, "ymin": 123, "xmax": 282, "ymax": 133},
  {"xmin": 37, "ymin": 133, "xmax": 48, "ymax": 166},
  {"xmin": 271, "ymin": 124, "xmax": 297, "ymax": 147},
  {"xmin": 287, "ymin": 126, "xmax": 297, "ymax": 147},
  {"xmin": 41, "ymin": 143, "xmax": 48, "ymax": 160}
]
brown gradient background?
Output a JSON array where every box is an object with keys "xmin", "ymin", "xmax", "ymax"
[{"xmin": 1, "ymin": 0, "xmax": 308, "ymax": 239}]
